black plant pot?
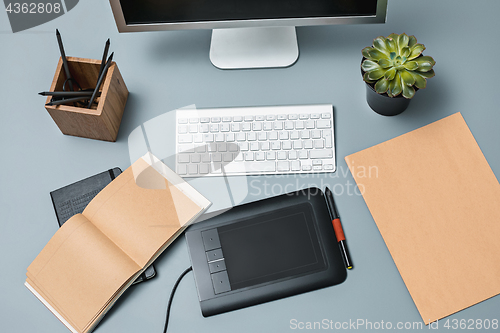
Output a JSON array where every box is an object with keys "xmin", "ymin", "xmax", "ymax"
[{"xmin": 365, "ymin": 83, "xmax": 411, "ymax": 116}]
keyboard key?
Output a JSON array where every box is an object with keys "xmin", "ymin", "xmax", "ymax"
[
  {"xmin": 269, "ymin": 132, "xmax": 278, "ymax": 140},
  {"xmin": 314, "ymin": 140, "xmax": 325, "ymax": 149},
  {"xmin": 195, "ymin": 145, "xmax": 206, "ymax": 153},
  {"xmin": 261, "ymin": 142, "xmax": 270, "ymax": 150},
  {"xmin": 189, "ymin": 125, "xmax": 198, "ymax": 133},
  {"xmin": 224, "ymin": 161, "xmax": 276, "ymax": 173},
  {"xmin": 305, "ymin": 120, "xmax": 315, "ymax": 129},
  {"xmin": 218, "ymin": 143, "xmax": 227, "ymax": 152},
  {"xmin": 234, "ymin": 153, "xmax": 244, "ymax": 161},
  {"xmin": 188, "ymin": 165, "xmax": 198, "ymax": 174},
  {"xmin": 263, "ymin": 122, "xmax": 273, "ymax": 131},
  {"xmin": 312, "ymin": 160, "xmax": 322, "ymax": 166},
  {"xmin": 253, "ymin": 122, "xmax": 262, "ymax": 131},
  {"xmin": 244, "ymin": 115, "xmax": 254, "ymax": 121},
  {"xmin": 211, "ymin": 117, "xmax": 221, "ymax": 123},
  {"xmin": 239, "ymin": 142, "xmax": 249, "ymax": 151},
  {"xmin": 178, "ymin": 118, "xmax": 188, "ymax": 124},
  {"xmin": 179, "ymin": 144, "xmax": 194, "ymax": 153},
  {"xmin": 316, "ymin": 120, "xmax": 331, "ymax": 129},
  {"xmin": 222, "ymin": 116, "xmax": 231, "ymax": 122},
  {"xmin": 302, "ymin": 165, "xmax": 312, "ymax": 171},
  {"xmin": 324, "ymin": 164, "xmax": 334, "ymax": 170},
  {"xmin": 277, "ymin": 151, "xmax": 287, "ymax": 160},
  {"xmin": 258, "ymin": 132, "xmax": 267, "ymax": 141},
  {"xmin": 310, "ymin": 149, "xmax": 333, "ymax": 159},
  {"xmin": 223, "ymin": 153, "xmax": 233, "ymax": 162},
  {"xmin": 271, "ymin": 141, "xmax": 281, "ymax": 150},
  {"xmin": 293, "ymin": 141, "xmax": 302, "ymax": 149},
  {"xmin": 178, "ymin": 155, "xmax": 190, "ymax": 163},
  {"xmin": 178, "ymin": 134, "xmax": 192, "ymax": 143},
  {"xmin": 215, "ymin": 133, "xmax": 225, "ymax": 142},
  {"xmin": 284, "ymin": 121, "xmax": 294, "ymax": 130},
  {"xmin": 210, "ymin": 124, "xmax": 219, "ymax": 132},
  {"xmin": 201, "ymin": 153, "xmax": 211, "ymax": 163},
  {"xmin": 255, "ymin": 115, "xmax": 265, "ymax": 121},
  {"xmin": 277, "ymin": 161, "xmax": 290, "ymax": 171},
  {"xmin": 250, "ymin": 142, "xmax": 259, "ymax": 151},
  {"xmin": 178, "ymin": 125, "xmax": 188, "ymax": 134},
  {"xmin": 282, "ymin": 141, "xmax": 292, "ymax": 150},
  {"xmin": 301, "ymin": 130, "xmax": 310, "ymax": 139},
  {"xmin": 277, "ymin": 114, "xmax": 287, "ymax": 120},
  {"xmin": 200, "ymin": 124, "xmax": 210, "ymax": 133},
  {"xmin": 245, "ymin": 152, "xmax": 254, "ymax": 161},
  {"xmin": 313, "ymin": 166, "xmax": 322, "ymax": 171},
  {"xmin": 274, "ymin": 121, "xmax": 283, "ymax": 130},
  {"xmin": 247, "ymin": 133, "xmax": 257, "ymax": 141},
  {"xmin": 228, "ymin": 143, "xmax": 239, "ymax": 152},
  {"xmin": 203, "ymin": 134, "xmax": 214, "ymax": 142},
  {"xmin": 194, "ymin": 134, "xmax": 203, "ymax": 143},
  {"xmin": 295, "ymin": 121, "xmax": 304, "ymax": 129},
  {"xmin": 304, "ymin": 140, "xmax": 313, "ymax": 149},
  {"xmin": 177, "ymin": 164, "xmax": 187, "ymax": 175},
  {"xmin": 226, "ymin": 133, "xmax": 235, "ymax": 142},
  {"xmin": 233, "ymin": 116, "xmax": 243, "ymax": 122},
  {"xmin": 311, "ymin": 113, "xmax": 320, "ymax": 119},
  {"xmin": 323, "ymin": 131, "xmax": 333, "ymax": 148},
  {"xmin": 191, "ymin": 154, "xmax": 201, "ymax": 163},
  {"xmin": 279, "ymin": 131, "xmax": 289, "ymax": 140},
  {"xmin": 291, "ymin": 161, "xmax": 301, "ymax": 171},
  {"xmin": 289, "ymin": 151, "xmax": 298, "ymax": 160},
  {"xmin": 220, "ymin": 123, "xmax": 230, "ymax": 132},
  {"xmin": 298, "ymin": 150, "xmax": 308, "ymax": 159},
  {"xmin": 288, "ymin": 114, "xmax": 298, "ymax": 120},
  {"xmin": 213, "ymin": 153, "xmax": 222, "ymax": 162},
  {"xmin": 321, "ymin": 113, "xmax": 331, "ymax": 119},
  {"xmin": 299, "ymin": 114, "xmax": 309, "ymax": 120},
  {"xmin": 266, "ymin": 115, "xmax": 276, "ymax": 121},
  {"xmin": 199, "ymin": 164, "xmax": 210, "ymax": 174},
  {"xmin": 266, "ymin": 151, "xmax": 276, "ymax": 160},
  {"xmin": 212, "ymin": 163, "xmax": 222, "ymax": 174},
  {"xmin": 290, "ymin": 131, "xmax": 300, "ymax": 140},
  {"xmin": 242, "ymin": 123, "xmax": 251, "ymax": 131},
  {"xmin": 311, "ymin": 130, "xmax": 321, "ymax": 139},
  {"xmin": 232, "ymin": 123, "xmax": 241, "ymax": 132},
  {"xmin": 236, "ymin": 133, "xmax": 246, "ymax": 141},
  {"xmin": 200, "ymin": 117, "xmax": 210, "ymax": 123},
  {"xmin": 255, "ymin": 152, "xmax": 265, "ymax": 161},
  {"xmin": 189, "ymin": 118, "xmax": 199, "ymax": 124},
  {"xmin": 207, "ymin": 143, "xmax": 217, "ymax": 152}
]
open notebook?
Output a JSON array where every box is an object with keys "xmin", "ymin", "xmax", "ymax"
[{"xmin": 25, "ymin": 153, "xmax": 211, "ymax": 333}]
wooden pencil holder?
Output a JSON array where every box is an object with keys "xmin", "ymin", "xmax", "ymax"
[{"xmin": 45, "ymin": 57, "xmax": 129, "ymax": 142}]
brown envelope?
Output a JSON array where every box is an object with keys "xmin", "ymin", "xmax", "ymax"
[{"xmin": 345, "ymin": 113, "xmax": 500, "ymax": 324}]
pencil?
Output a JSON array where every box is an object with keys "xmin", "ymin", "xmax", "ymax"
[
  {"xmin": 55, "ymin": 29, "xmax": 74, "ymax": 91},
  {"xmin": 87, "ymin": 52, "xmax": 113, "ymax": 108}
]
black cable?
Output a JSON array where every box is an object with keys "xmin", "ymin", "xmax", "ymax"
[{"xmin": 163, "ymin": 266, "xmax": 193, "ymax": 333}]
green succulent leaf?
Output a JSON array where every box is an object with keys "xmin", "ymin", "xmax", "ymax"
[
  {"xmin": 367, "ymin": 68, "xmax": 387, "ymax": 80},
  {"xmin": 363, "ymin": 72, "xmax": 376, "ymax": 83},
  {"xmin": 386, "ymin": 38, "xmax": 397, "ymax": 53},
  {"xmin": 401, "ymin": 70, "xmax": 415, "ymax": 86},
  {"xmin": 362, "ymin": 47, "xmax": 372, "ymax": 59},
  {"xmin": 378, "ymin": 58, "xmax": 392, "ymax": 68},
  {"xmin": 402, "ymin": 84, "xmax": 415, "ymax": 99},
  {"xmin": 411, "ymin": 71, "xmax": 427, "ymax": 89},
  {"xmin": 397, "ymin": 33, "xmax": 410, "ymax": 51},
  {"xmin": 401, "ymin": 46, "xmax": 410, "ymax": 58},
  {"xmin": 384, "ymin": 67, "xmax": 397, "ymax": 80},
  {"xmin": 389, "ymin": 72, "xmax": 403, "ymax": 97},
  {"xmin": 408, "ymin": 35, "xmax": 418, "ymax": 48},
  {"xmin": 388, "ymin": 33, "xmax": 399, "ymax": 40},
  {"xmin": 375, "ymin": 78, "xmax": 390, "ymax": 94},
  {"xmin": 367, "ymin": 48, "xmax": 387, "ymax": 61},
  {"xmin": 361, "ymin": 59, "xmax": 380, "ymax": 72},
  {"xmin": 404, "ymin": 61, "xmax": 418, "ymax": 70},
  {"xmin": 408, "ymin": 44, "xmax": 425, "ymax": 60},
  {"xmin": 372, "ymin": 36, "xmax": 389, "ymax": 54},
  {"xmin": 389, "ymin": 52, "xmax": 397, "ymax": 60},
  {"xmin": 417, "ymin": 69, "xmax": 435, "ymax": 78},
  {"xmin": 414, "ymin": 56, "xmax": 436, "ymax": 72}
]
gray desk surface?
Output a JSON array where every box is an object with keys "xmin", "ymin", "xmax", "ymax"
[{"xmin": 2, "ymin": 0, "xmax": 500, "ymax": 332}]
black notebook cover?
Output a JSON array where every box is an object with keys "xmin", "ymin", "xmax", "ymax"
[{"xmin": 50, "ymin": 168, "xmax": 156, "ymax": 284}]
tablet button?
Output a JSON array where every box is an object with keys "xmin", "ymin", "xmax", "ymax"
[
  {"xmin": 209, "ymin": 259, "xmax": 226, "ymax": 273},
  {"xmin": 211, "ymin": 271, "xmax": 231, "ymax": 294},
  {"xmin": 206, "ymin": 248, "xmax": 224, "ymax": 262},
  {"xmin": 201, "ymin": 229, "xmax": 221, "ymax": 251}
]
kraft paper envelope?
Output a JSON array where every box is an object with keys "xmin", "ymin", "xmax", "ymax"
[{"xmin": 345, "ymin": 113, "xmax": 500, "ymax": 324}]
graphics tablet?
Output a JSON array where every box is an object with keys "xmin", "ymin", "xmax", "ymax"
[{"xmin": 185, "ymin": 188, "xmax": 347, "ymax": 317}]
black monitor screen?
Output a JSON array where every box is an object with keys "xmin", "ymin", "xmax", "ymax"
[
  {"xmin": 119, "ymin": 0, "xmax": 378, "ymax": 25},
  {"xmin": 217, "ymin": 203, "xmax": 326, "ymax": 291}
]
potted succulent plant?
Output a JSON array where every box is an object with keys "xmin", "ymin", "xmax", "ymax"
[{"xmin": 361, "ymin": 33, "xmax": 436, "ymax": 116}]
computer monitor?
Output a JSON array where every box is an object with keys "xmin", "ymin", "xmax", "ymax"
[{"xmin": 109, "ymin": 0, "xmax": 387, "ymax": 69}]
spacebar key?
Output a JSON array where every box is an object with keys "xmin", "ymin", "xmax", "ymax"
[
  {"xmin": 221, "ymin": 162, "xmax": 276, "ymax": 174},
  {"xmin": 309, "ymin": 149, "xmax": 333, "ymax": 159}
]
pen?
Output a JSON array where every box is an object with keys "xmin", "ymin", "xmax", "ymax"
[
  {"xmin": 46, "ymin": 96, "xmax": 92, "ymax": 106},
  {"xmin": 325, "ymin": 187, "xmax": 353, "ymax": 270},
  {"xmin": 55, "ymin": 29, "xmax": 74, "ymax": 91},
  {"xmin": 97, "ymin": 39, "xmax": 110, "ymax": 82},
  {"xmin": 39, "ymin": 91, "xmax": 95, "ymax": 97},
  {"xmin": 87, "ymin": 52, "xmax": 113, "ymax": 108}
]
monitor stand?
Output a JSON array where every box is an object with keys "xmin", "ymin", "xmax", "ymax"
[{"xmin": 209, "ymin": 26, "xmax": 299, "ymax": 70}]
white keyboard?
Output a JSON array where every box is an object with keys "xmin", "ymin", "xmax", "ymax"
[{"xmin": 175, "ymin": 104, "xmax": 335, "ymax": 177}]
